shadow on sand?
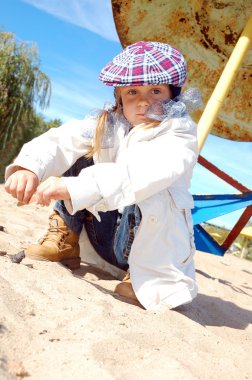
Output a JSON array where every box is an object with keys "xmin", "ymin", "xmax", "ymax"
[{"xmin": 72, "ymin": 263, "xmax": 252, "ymax": 327}]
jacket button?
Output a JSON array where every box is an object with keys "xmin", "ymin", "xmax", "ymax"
[{"xmin": 148, "ymin": 215, "xmax": 158, "ymax": 224}]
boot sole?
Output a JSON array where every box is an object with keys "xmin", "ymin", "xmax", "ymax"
[
  {"xmin": 25, "ymin": 253, "xmax": 81, "ymax": 270},
  {"xmin": 61, "ymin": 257, "xmax": 81, "ymax": 270}
]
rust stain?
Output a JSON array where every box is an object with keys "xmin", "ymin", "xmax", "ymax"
[
  {"xmin": 195, "ymin": 11, "xmax": 224, "ymax": 55},
  {"xmin": 224, "ymin": 25, "xmax": 239, "ymax": 45},
  {"xmin": 166, "ymin": 10, "xmax": 194, "ymax": 37},
  {"xmin": 213, "ymin": 1, "xmax": 234, "ymax": 10},
  {"xmin": 112, "ymin": 0, "xmax": 252, "ymax": 141},
  {"xmin": 112, "ymin": 1, "xmax": 121, "ymax": 15},
  {"xmin": 136, "ymin": 9, "xmax": 147, "ymax": 22}
]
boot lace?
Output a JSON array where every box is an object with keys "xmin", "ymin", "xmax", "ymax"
[{"xmin": 40, "ymin": 226, "xmax": 69, "ymax": 245}]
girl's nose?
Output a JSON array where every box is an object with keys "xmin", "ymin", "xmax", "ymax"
[{"xmin": 137, "ymin": 94, "xmax": 150, "ymax": 106}]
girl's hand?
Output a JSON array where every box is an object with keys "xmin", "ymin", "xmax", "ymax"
[
  {"xmin": 36, "ymin": 177, "xmax": 70, "ymax": 206},
  {"xmin": 5, "ymin": 169, "xmax": 39, "ymax": 204}
]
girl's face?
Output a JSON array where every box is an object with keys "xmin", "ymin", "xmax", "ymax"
[{"xmin": 120, "ymin": 84, "xmax": 172, "ymax": 126}]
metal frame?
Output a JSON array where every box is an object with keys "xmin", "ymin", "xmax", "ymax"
[{"xmin": 192, "ymin": 155, "xmax": 252, "ymax": 255}]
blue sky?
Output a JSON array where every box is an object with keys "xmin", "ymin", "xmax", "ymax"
[{"xmin": 1, "ymin": 0, "xmax": 252, "ymax": 229}]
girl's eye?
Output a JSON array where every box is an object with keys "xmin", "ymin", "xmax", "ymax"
[
  {"xmin": 128, "ymin": 89, "xmax": 137, "ymax": 95},
  {"xmin": 152, "ymin": 89, "xmax": 161, "ymax": 94}
]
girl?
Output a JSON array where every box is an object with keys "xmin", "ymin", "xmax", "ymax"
[{"xmin": 5, "ymin": 41, "xmax": 201, "ymax": 310}]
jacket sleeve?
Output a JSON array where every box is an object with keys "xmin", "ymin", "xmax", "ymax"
[
  {"xmin": 63, "ymin": 116, "xmax": 198, "ymax": 215},
  {"xmin": 5, "ymin": 118, "xmax": 95, "ymax": 181}
]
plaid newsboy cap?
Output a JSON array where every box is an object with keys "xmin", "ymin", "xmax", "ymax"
[{"xmin": 99, "ymin": 41, "xmax": 187, "ymax": 87}]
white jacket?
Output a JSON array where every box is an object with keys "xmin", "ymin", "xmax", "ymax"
[{"xmin": 6, "ymin": 112, "xmax": 198, "ymax": 310}]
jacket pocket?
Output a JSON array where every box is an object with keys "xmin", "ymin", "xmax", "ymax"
[
  {"xmin": 183, "ymin": 209, "xmax": 196, "ymax": 260},
  {"xmin": 168, "ymin": 189, "xmax": 195, "ymax": 265},
  {"xmin": 168, "ymin": 187, "xmax": 194, "ymax": 209}
]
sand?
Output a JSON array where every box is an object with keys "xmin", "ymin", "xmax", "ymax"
[{"xmin": 0, "ymin": 184, "xmax": 252, "ymax": 380}]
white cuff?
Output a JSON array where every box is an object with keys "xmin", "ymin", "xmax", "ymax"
[
  {"xmin": 5, "ymin": 159, "xmax": 45, "ymax": 182},
  {"xmin": 62, "ymin": 162, "xmax": 136, "ymax": 216},
  {"xmin": 92, "ymin": 163, "xmax": 136, "ymax": 210},
  {"xmin": 62, "ymin": 170, "xmax": 101, "ymax": 215}
]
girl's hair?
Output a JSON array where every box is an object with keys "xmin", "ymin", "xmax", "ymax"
[
  {"xmin": 86, "ymin": 87, "xmax": 162, "ymax": 158},
  {"xmin": 85, "ymin": 89, "xmax": 120, "ymax": 158}
]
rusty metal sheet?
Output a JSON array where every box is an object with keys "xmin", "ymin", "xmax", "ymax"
[{"xmin": 112, "ymin": 0, "xmax": 252, "ymax": 141}]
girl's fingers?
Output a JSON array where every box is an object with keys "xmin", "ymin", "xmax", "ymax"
[
  {"xmin": 5, "ymin": 175, "xmax": 18, "ymax": 198},
  {"xmin": 22, "ymin": 176, "xmax": 39, "ymax": 204},
  {"xmin": 6, "ymin": 173, "xmax": 70, "ymax": 207},
  {"xmin": 16, "ymin": 177, "xmax": 29, "ymax": 202},
  {"xmin": 5, "ymin": 170, "xmax": 39, "ymax": 204},
  {"xmin": 36, "ymin": 177, "xmax": 70, "ymax": 206},
  {"xmin": 36, "ymin": 183, "xmax": 52, "ymax": 206}
]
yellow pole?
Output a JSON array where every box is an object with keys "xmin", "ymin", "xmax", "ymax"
[{"xmin": 197, "ymin": 14, "xmax": 252, "ymax": 151}]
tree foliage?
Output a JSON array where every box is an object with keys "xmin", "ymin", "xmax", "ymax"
[
  {"xmin": 0, "ymin": 32, "xmax": 51, "ymax": 149},
  {"xmin": 204, "ymin": 221, "xmax": 252, "ymax": 260},
  {"xmin": 0, "ymin": 31, "xmax": 61, "ymax": 182},
  {"xmin": 0, "ymin": 112, "xmax": 61, "ymax": 182}
]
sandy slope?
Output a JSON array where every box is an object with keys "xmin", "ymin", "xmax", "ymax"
[{"xmin": 0, "ymin": 184, "xmax": 252, "ymax": 380}]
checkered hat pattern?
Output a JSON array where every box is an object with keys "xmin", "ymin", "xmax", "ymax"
[{"xmin": 99, "ymin": 41, "xmax": 187, "ymax": 87}]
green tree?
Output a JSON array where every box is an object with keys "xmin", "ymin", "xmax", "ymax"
[
  {"xmin": 233, "ymin": 220, "xmax": 252, "ymax": 260},
  {"xmin": 203, "ymin": 223, "xmax": 230, "ymax": 244},
  {"xmin": 204, "ymin": 220, "xmax": 252, "ymax": 261},
  {"xmin": 0, "ymin": 32, "xmax": 51, "ymax": 149},
  {"xmin": 0, "ymin": 112, "xmax": 61, "ymax": 182},
  {"xmin": 0, "ymin": 32, "xmax": 61, "ymax": 182}
]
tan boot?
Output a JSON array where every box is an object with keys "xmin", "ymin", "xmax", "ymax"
[
  {"xmin": 114, "ymin": 272, "xmax": 139, "ymax": 302},
  {"xmin": 25, "ymin": 211, "xmax": 81, "ymax": 270}
]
